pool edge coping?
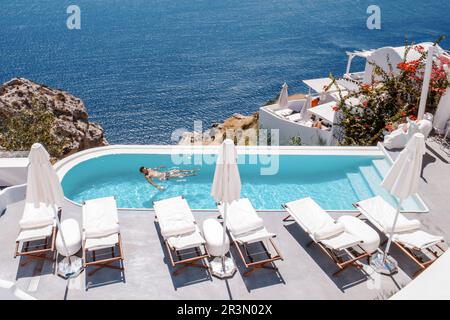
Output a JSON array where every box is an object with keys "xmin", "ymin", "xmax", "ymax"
[{"xmin": 55, "ymin": 144, "xmax": 385, "ymax": 176}]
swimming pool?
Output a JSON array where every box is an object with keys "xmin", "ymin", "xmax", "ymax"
[{"xmin": 59, "ymin": 147, "xmax": 427, "ymax": 212}]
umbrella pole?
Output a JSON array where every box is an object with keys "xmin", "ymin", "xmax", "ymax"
[
  {"xmin": 221, "ymin": 202, "xmax": 227, "ymax": 273},
  {"xmin": 383, "ymin": 201, "xmax": 402, "ymax": 262}
]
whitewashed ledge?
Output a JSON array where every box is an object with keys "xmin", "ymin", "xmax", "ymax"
[
  {"xmin": 0, "ymin": 151, "xmax": 29, "ymax": 158},
  {"xmin": 0, "ymin": 158, "xmax": 28, "ymax": 187}
]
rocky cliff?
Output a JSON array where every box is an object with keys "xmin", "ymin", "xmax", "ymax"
[
  {"xmin": 0, "ymin": 78, "xmax": 107, "ymax": 157},
  {"xmin": 178, "ymin": 93, "xmax": 305, "ymax": 146},
  {"xmin": 178, "ymin": 112, "xmax": 259, "ymax": 145}
]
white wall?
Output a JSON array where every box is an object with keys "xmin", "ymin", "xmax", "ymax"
[
  {"xmin": 0, "ymin": 184, "xmax": 26, "ymax": 215},
  {"xmin": 391, "ymin": 250, "xmax": 450, "ymax": 300},
  {"xmin": 259, "ymin": 108, "xmax": 334, "ymax": 146},
  {"xmin": 0, "ymin": 158, "xmax": 28, "ymax": 187}
]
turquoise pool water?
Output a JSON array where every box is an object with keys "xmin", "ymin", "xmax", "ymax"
[{"xmin": 61, "ymin": 153, "xmax": 426, "ymax": 211}]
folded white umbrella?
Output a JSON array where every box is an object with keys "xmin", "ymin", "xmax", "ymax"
[
  {"xmin": 27, "ymin": 143, "xmax": 75, "ymax": 276},
  {"xmin": 211, "ymin": 139, "xmax": 241, "ymax": 204},
  {"xmin": 277, "ymin": 82, "xmax": 289, "ymax": 109},
  {"xmin": 300, "ymin": 95, "xmax": 312, "ymax": 121},
  {"xmin": 381, "ymin": 133, "xmax": 426, "ymax": 260},
  {"xmin": 417, "ymin": 46, "xmax": 436, "ymax": 120},
  {"xmin": 433, "ymin": 86, "xmax": 450, "ymax": 134},
  {"xmin": 211, "ymin": 139, "xmax": 241, "ymax": 276},
  {"xmin": 26, "ymin": 144, "xmax": 64, "ymax": 208}
]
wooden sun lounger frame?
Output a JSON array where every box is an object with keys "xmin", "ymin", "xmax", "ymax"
[
  {"xmin": 82, "ymin": 233, "xmax": 125, "ymax": 277},
  {"xmin": 353, "ymin": 203, "xmax": 446, "ymax": 277},
  {"xmin": 231, "ymin": 233, "xmax": 283, "ymax": 277},
  {"xmin": 282, "ymin": 205, "xmax": 370, "ymax": 276},
  {"xmin": 164, "ymin": 239, "xmax": 210, "ymax": 276},
  {"xmin": 217, "ymin": 201, "xmax": 283, "ymax": 277},
  {"xmin": 14, "ymin": 226, "xmax": 57, "ymax": 267},
  {"xmin": 154, "ymin": 197, "xmax": 210, "ymax": 276},
  {"xmin": 14, "ymin": 208, "xmax": 60, "ymax": 267},
  {"xmin": 81, "ymin": 198, "xmax": 125, "ymax": 277}
]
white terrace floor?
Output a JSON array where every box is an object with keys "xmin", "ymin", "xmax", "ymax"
[{"xmin": 0, "ymin": 140, "xmax": 449, "ymax": 300}]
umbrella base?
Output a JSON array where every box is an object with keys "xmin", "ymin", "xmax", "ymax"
[
  {"xmin": 370, "ymin": 252, "xmax": 398, "ymax": 275},
  {"xmin": 210, "ymin": 256, "xmax": 236, "ymax": 279},
  {"xmin": 58, "ymin": 256, "xmax": 83, "ymax": 279}
]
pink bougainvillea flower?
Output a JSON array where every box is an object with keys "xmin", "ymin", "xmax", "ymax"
[
  {"xmin": 414, "ymin": 45, "xmax": 425, "ymax": 53},
  {"xmin": 385, "ymin": 123, "xmax": 394, "ymax": 132},
  {"xmin": 438, "ymin": 55, "xmax": 450, "ymax": 65}
]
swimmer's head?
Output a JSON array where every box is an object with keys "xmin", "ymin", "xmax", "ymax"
[{"xmin": 139, "ymin": 166, "xmax": 147, "ymax": 174}]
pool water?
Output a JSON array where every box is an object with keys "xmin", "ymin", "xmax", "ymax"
[{"xmin": 61, "ymin": 153, "xmax": 426, "ymax": 211}]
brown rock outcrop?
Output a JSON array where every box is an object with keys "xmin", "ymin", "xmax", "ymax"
[
  {"xmin": 179, "ymin": 112, "xmax": 259, "ymax": 145},
  {"xmin": 0, "ymin": 78, "xmax": 107, "ymax": 157}
]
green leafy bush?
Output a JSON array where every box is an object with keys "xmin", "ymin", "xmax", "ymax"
[{"xmin": 0, "ymin": 99, "xmax": 66, "ymax": 158}]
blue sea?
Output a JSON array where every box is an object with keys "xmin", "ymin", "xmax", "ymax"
[{"xmin": 1, "ymin": 0, "xmax": 449, "ymax": 144}]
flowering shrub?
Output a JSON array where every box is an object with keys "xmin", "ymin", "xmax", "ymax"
[{"xmin": 331, "ymin": 37, "xmax": 450, "ymax": 146}]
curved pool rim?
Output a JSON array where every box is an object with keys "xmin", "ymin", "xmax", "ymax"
[{"xmin": 54, "ymin": 144, "xmax": 429, "ymax": 213}]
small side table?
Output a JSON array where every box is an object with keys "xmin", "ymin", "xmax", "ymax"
[
  {"xmin": 56, "ymin": 218, "xmax": 83, "ymax": 278},
  {"xmin": 202, "ymin": 218, "xmax": 236, "ymax": 279}
]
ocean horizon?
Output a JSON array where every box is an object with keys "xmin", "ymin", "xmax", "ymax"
[{"xmin": 1, "ymin": 0, "xmax": 449, "ymax": 144}]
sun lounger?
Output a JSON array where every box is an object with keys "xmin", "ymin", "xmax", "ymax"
[
  {"xmin": 153, "ymin": 196, "xmax": 209, "ymax": 275},
  {"xmin": 354, "ymin": 196, "xmax": 446, "ymax": 275},
  {"xmin": 217, "ymin": 198, "xmax": 283, "ymax": 277},
  {"xmin": 282, "ymin": 197, "xmax": 373, "ymax": 276},
  {"xmin": 82, "ymin": 196, "xmax": 124, "ymax": 276},
  {"xmin": 275, "ymin": 108, "xmax": 294, "ymax": 117},
  {"xmin": 286, "ymin": 113, "xmax": 302, "ymax": 122},
  {"xmin": 14, "ymin": 202, "xmax": 58, "ymax": 266}
]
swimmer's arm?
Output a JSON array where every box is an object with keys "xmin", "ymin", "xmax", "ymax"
[{"xmin": 145, "ymin": 177, "xmax": 164, "ymax": 191}]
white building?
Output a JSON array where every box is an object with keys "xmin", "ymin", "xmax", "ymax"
[{"xmin": 259, "ymin": 43, "xmax": 446, "ymax": 146}]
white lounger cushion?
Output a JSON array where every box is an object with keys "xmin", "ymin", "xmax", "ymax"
[
  {"xmin": 284, "ymin": 197, "xmax": 336, "ymax": 234},
  {"xmin": 394, "ymin": 230, "xmax": 443, "ymax": 250},
  {"xmin": 313, "ymin": 223, "xmax": 345, "ymax": 241},
  {"xmin": 82, "ymin": 196, "xmax": 120, "ymax": 239},
  {"xmin": 233, "ymin": 227, "xmax": 275, "ymax": 245},
  {"xmin": 286, "ymin": 113, "xmax": 302, "ymax": 122},
  {"xmin": 321, "ymin": 232, "xmax": 362, "ymax": 251},
  {"xmin": 338, "ymin": 215, "xmax": 380, "ymax": 254},
  {"xmin": 85, "ymin": 234, "xmax": 119, "ymax": 251},
  {"xmin": 275, "ymin": 108, "xmax": 294, "ymax": 117},
  {"xmin": 16, "ymin": 225, "xmax": 54, "ymax": 242},
  {"xmin": 19, "ymin": 203, "xmax": 56, "ymax": 230},
  {"xmin": 218, "ymin": 198, "xmax": 264, "ymax": 236},
  {"xmin": 356, "ymin": 196, "xmax": 421, "ymax": 233},
  {"xmin": 284, "ymin": 197, "xmax": 362, "ymax": 250},
  {"xmin": 153, "ymin": 196, "xmax": 196, "ymax": 238},
  {"xmin": 167, "ymin": 225, "xmax": 206, "ymax": 250}
]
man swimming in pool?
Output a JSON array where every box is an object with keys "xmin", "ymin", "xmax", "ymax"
[{"xmin": 139, "ymin": 166, "xmax": 198, "ymax": 191}]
